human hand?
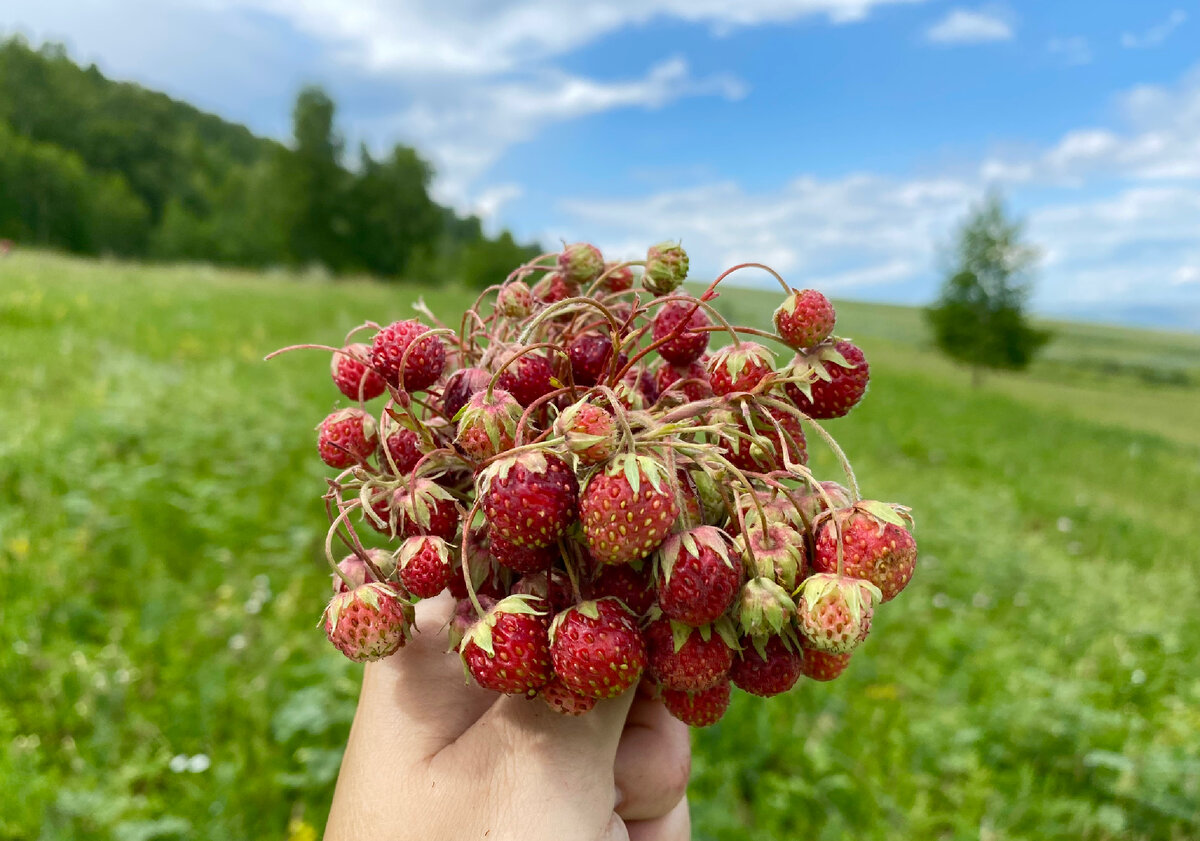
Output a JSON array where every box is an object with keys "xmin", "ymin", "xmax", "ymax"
[{"xmin": 324, "ymin": 593, "xmax": 691, "ymax": 840}]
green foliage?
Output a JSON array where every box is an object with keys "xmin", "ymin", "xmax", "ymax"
[
  {"xmin": 3, "ymin": 251, "xmax": 1198, "ymax": 840},
  {"xmin": 926, "ymin": 193, "xmax": 1051, "ymax": 379}
]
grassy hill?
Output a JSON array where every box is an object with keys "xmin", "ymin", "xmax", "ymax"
[{"xmin": 2, "ymin": 251, "xmax": 1197, "ymax": 840}]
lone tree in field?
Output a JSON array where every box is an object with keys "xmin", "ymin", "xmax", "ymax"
[{"xmin": 926, "ymin": 193, "xmax": 1050, "ymax": 385}]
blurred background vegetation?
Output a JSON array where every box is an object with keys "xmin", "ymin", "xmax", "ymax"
[{"xmin": 2, "ymin": 32, "xmax": 1199, "ymax": 841}]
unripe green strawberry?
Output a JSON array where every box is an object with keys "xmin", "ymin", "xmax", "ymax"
[
  {"xmin": 734, "ymin": 576, "xmax": 796, "ymax": 640},
  {"xmin": 460, "ymin": 595, "xmax": 553, "ymax": 695},
  {"xmin": 734, "ymin": 522, "xmax": 807, "ymax": 591},
  {"xmin": 812, "ymin": 501, "xmax": 917, "ymax": 602},
  {"xmin": 496, "ymin": 281, "xmax": 534, "ymax": 318},
  {"xmin": 580, "ymin": 454, "xmax": 679, "ymax": 565},
  {"xmin": 317, "ymin": 407, "xmax": 378, "ymax": 468},
  {"xmin": 558, "ymin": 242, "xmax": 605, "ymax": 285},
  {"xmin": 662, "ymin": 680, "xmax": 730, "ymax": 727},
  {"xmin": 323, "ymin": 582, "xmax": 413, "ymax": 662},
  {"xmin": 794, "ymin": 573, "xmax": 881, "ymax": 654},
  {"xmin": 454, "ymin": 388, "xmax": 522, "ymax": 461},
  {"xmin": 644, "ymin": 241, "xmax": 689, "ymax": 296},
  {"xmin": 550, "ymin": 598, "xmax": 646, "ymax": 699},
  {"xmin": 555, "ymin": 401, "xmax": 618, "ymax": 464},
  {"xmin": 774, "ymin": 288, "xmax": 836, "ymax": 350}
]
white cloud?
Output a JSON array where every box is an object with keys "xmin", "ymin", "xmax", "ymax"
[
  {"xmin": 925, "ymin": 7, "xmax": 1013, "ymax": 44},
  {"xmin": 1047, "ymin": 36, "xmax": 1092, "ymax": 67},
  {"xmin": 1121, "ymin": 9, "xmax": 1187, "ymax": 49}
]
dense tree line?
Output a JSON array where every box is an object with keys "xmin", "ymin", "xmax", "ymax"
[{"xmin": 0, "ymin": 37, "xmax": 538, "ymax": 285}]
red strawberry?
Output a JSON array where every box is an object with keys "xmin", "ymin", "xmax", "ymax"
[
  {"xmin": 540, "ymin": 676, "xmax": 598, "ymax": 715},
  {"xmin": 645, "ymin": 619, "xmax": 735, "ymax": 692},
  {"xmin": 800, "ymin": 643, "xmax": 851, "ymax": 682},
  {"xmin": 656, "ymin": 526, "xmax": 740, "ymax": 626},
  {"xmin": 460, "ymin": 595, "xmax": 553, "ymax": 695},
  {"xmin": 558, "ymin": 242, "xmax": 605, "ymax": 285},
  {"xmin": 394, "ymin": 478, "xmax": 460, "ymax": 541},
  {"xmin": 568, "ymin": 333, "xmax": 625, "ymax": 387},
  {"xmin": 534, "ymin": 271, "xmax": 576, "ymax": 304},
  {"xmin": 397, "ymin": 535, "xmax": 454, "ymax": 599},
  {"xmin": 734, "ymin": 521, "xmax": 807, "ymax": 591},
  {"xmin": 794, "ymin": 573, "xmax": 880, "ymax": 654},
  {"xmin": 496, "ymin": 281, "xmax": 534, "ymax": 318},
  {"xmin": 730, "ymin": 635, "xmax": 802, "ymax": 697},
  {"xmin": 323, "ymin": 582, "xmax": 414, "ymax": 662},
  {"xmin": 722, "ymin": 407, "xmax": 807, "ymax": 473},
  {"xmin": 652, "ymin": 300, "xmax": 711, "ymax": 366},
  {"xmin": 600, "ymin": 263, "xmax": 634, "ymax": 293},
  {"xmin": 454, "ymin": 388, "xmax": 522, "ymax": 460},
  {"xmin": 550, "ymin": 598, "xmax": 646, "ymax": 699},
  {"xmin": 784, "ymin": 340, "xmax": 869, "ymax": 419},
  {"xmin": 513, "ymin": 569, "xmax": 574, "ymax": 614},
  {"xmin": 774, "ymin": 288, "xmax": 836, "ymax": 350},
  {"xmin": 490, "ymin": 534, "xmax": 555, "ymax": 574},
  {"xmin": 813, "ymin": 502, "xmax": 917, "ymax": 602},
  {"xmin": 496, "ymin": 350, "xmax": 556, "ymax": 407},
  {"xmin": 331, "ymin": 343, "xmax": 386, "ymax": 401},
  {"xmin": 587, "ymin": 562, "xmax": 655, "ymax": 617},
  {"xmin": 442, "ymin": 367, "xmax": 491, "ymax": 419},
  {"xmin": 654, "ymin": 358, "xmax": 712, "ymax": 403},
  {"xmin": 331, "ymin": 548, "xmax": 397, "ymax": 594},
  {"xmin": 383, "ymin": 426, "xmax": 423, "ymax": 476},
  {"xmin": 662, "ymin": 680, "xmax": 730, "ymax": 727},
  {"xmin": 317, "ymin": 408, "xmax": 378, "ymax": 468},
  {"xmin": 480, "ymin": 451, "xmax": 579, "ymax": 549},
  {"xmin": 791, "ymin": 481, "xmax": 853, "ymax": 526},
  {"xmin": 555, "ymin": 401, "xmax": 618, "ymax": 465},
  {"xmin": 370, "ymin": 319, "xmax": 445, "ymax": 392},
  {"xmin": 580, "ymin": 454, "xmax": 679, "ymax": 565},
  {"xmin": 643, "ymin": 241, "xmax": 689, "ymax": 296},
  {"xmin": 706, "ymin": 342, "xmax": 774, "ymax": 395}
]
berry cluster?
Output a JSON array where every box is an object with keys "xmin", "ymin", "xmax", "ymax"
[{"xmin": 282, "ymin": 241, "xmax": 918, "ymax": 728}]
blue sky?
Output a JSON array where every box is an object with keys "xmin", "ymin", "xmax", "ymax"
[{"xmin": 5, "ymin": 1, "xmax": 1200, "ymax": 327}]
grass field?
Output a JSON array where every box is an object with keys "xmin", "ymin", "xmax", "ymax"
[{"xmin": 2, "ymin": 251, "xmax": 1198, "ymax": 840}]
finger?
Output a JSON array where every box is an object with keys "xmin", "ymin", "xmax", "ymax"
[
  {"xmin": 614, "ymin": 695, "xmax": 692, "ymax": 821},
  {"xmin": 626, "ymin": 797, "xmax": 691, "ymax": 841}
]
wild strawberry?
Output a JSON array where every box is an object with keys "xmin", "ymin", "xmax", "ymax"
[
  {"xmin": 734, "ymin": 577, "xmax": 797, "ymax": 640},
  {"xmin": 446, "ymin": 557, "xmax": 508, "ymax": 602},
  {"xmin": 580, "ymin": 454, "xmax": 679, "ymax": 565},
  {"xmin": 480, "ymin": 451, "xmax": 579, "ymax": 549},
  {"xmin": 662, "ymin": 680, "xmax": 730, "ymax": 727},
  {"xmin": 540, "ymin": 676, "xmax": 598, "ymax": 715},
  {"xmin": 397, "ymin": 535, "xmax": 454, "ymax": 599},
  {"xmin": 550, "ymin": 598, "xmax": 647, "ymax": 699},
  {"xmin": 645, "ymin": 619, "xmax": 735, "ymax": 692},
  {"xmin": 726, "ymin": 488, "xmax": 798, "ymax": 536},
  {"xmin": 730, "ymin": 635, "xmax": 802, "ymax": 697},
  {"xmin": 534, "ymin": 271, "xmax": 576, "ymax": 304},
  {"xmin": 496, "ymin": 281, "xmax": 534, "ymax": 318},
  {"xmin": 672, "ymin": 468, "xmax": 703, "ymax": 531},
  {"xmin": 643, "ymin": 241, "xmax": 689, "ymax": 296},
  {"xmin": 568, "ymin": 332, "xmax": 625, "ymax": 387},
  {"xmin": 394, "ymin": 478, "xmax": 460, "ymax": 541},
  {"xmin": 514, "ymin": 569, "xmax": 574, "ymax": 614},
  {"xmin": 721, "ymin": 407, "xmax": 807, "ymax": 473},
  {"xmin": 794, "ymin": 573, "xmax": 880, "ymax": 654},
  {"xmin": 656, "ymin": 526, "xmax": 740, "ymax": 626},
  {"xmin": 496, "ymin": 350, "xmax": 556, "ymax": 407},
  {"xmin": 317, "ymin": 408, "xmax": 378, "ymax": 468},
  {"xmin": 784, "ymin": 340, "xmax": 869, "ymax": 419},
  {"xmin": 490, "ymin": 535, "xmax": 555, "ymax": 574},
  {"xmin": 600, "ymin": 263, "xmax": 634, "ymax": 293},
  {"xmin": 455, "ymin": 388, "xmax": 522, "ymax": 460},
  {"xmin": 460, "ymin": 595, "xmax": 553, "ymax": 695},
  {"xmin": 558, "ymin": 242, "xmax": 605, "ymax": 285},
  {"xmin": 370, "ymin": 319, "xmax": 445, "ymax": 392},
  {"xmin": 382, "ymin": 425, "xmax": 423, "ymax": 476},
  {"xmin": 331, "ymin": 548, "xmax": 397, "ymax": 594},
  {"xmin": 792, "ymin": 481, "xmax": 853, "ymax": 526},
  {"xmin": 442, "ymin": 367, "xmax": 492, "ymax": 419},
  {"xmin": 555, "ymin": 402, "xmax": 619, "ymax": 464},
  {"xmin": 654, "ymin": 358, "xmax": 712, "ymax": 403},
  {"xmin": 774, "ymin": 289, "xmax": 836, "ymax": 350},
  {"xmin": 734, "ymin": 521, "xmax": 807, "ymax": 591},
  {"xmin": 587, "ymin": 562, "xmax": 655, "ymax": 617},
  {"xmin": 707, "ymin": 342, "xmax": 774, "ymax": 395},
  {"xmin": 813, "ymin": 502, "xmax": 917, "ymax": 602},
  {"xmin": 652, "ymin": 300, "xmax": 710, "ymax": 366},
  {"xmin": 800, "ymin": 643, "xmax": 851, "ymax": 682},
  {"xmin": 323, "ymin": 582, "xmax": 414, "ymax": 662},
  {"xmin": 331, "ymin": 343, "xmax": 386, "ymax": 401},
  {"xmin": 687, "ymin": 468, "xmax": 726, "ymax": 526}
]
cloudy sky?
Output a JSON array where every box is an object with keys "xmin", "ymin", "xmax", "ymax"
[{"xmin": 6, "ymin": 1, "xmax": 1200, "ymax": 326}]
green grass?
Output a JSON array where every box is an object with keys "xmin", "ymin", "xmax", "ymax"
[{"xmin": 2, "ymin": 251, "xmax": 1198, "ymax": 840}]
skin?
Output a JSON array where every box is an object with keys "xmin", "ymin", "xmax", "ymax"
[{"xmin": 325, "ymin": 594, "xmax": 692, "ymax": 841}]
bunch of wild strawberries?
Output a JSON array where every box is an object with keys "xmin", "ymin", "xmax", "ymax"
[{"xmin": 290, "ymin": 241, "xmax": 917, "ymax": 727}]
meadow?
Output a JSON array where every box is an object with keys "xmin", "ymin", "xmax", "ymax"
[{"xmin": 1, "ymin": 251, "xmax": 1198, "ymax": 840}]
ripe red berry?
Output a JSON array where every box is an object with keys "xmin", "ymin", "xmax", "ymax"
[
  {"xmin": 656, "ymin": 526, "xmax": 740, "ymax": 627},
  {"xmin": 331, "ymin": 343, "xmax": 386, "ymax": 401},
  {"xmin": 645, "ymin": 619, "xmax": 734, "ymax": 692},
  {"xmin": 654, "ymin": 359, "xmax": 712, "ymax": 403},
  {"xmin": 568, "ymin": 332, "xmax": 625, "ymax": 386},
  {"xmin": 661, "ymin": 680, "xmax": 730, "ymax": 727},
  {"xmin": 397, "ymin": 535, "xmax": 454, "ymax": 599},
  {"xmin": 580, "ymin": 455, "xmax": 679, "ymax": 565},
  {"xmin": 540, "ymin": 676, "xmax": 598, "ymax": 715},
  {"xmin": 722, "ymin": 407, "xmax": 807, "ymax": 473},
  {"xmin": 496, "ymin": 350, "xmax": 555, "ymax": 407},
  {"xmin": 784, "ymin": 340, "xmax": 869, "ymax": 419},
  {"xmin": 513, "ymin": 569, "xmax": 574, "ymax": 614},
  {"xmin": 317, "ymin": 408, "xmax": 378, "ymax": 468},
  {"xmin": 331, "ymin": 549, "xmax": 397, "ymax": 594},
  {"xmin": 323, "ymin": 582, "xmax": 414, "ymax": 662},
  {"xmin": 383, "ymin": 426, "xmax": 422, "ymax": 476},
  {"xmin": 813, "ymin": 503, "xmax": 917, "ymax": 602},
  {"xmin": 800, "ymin": 643, "xmax": 851, "ymax": 682},
  {"xmin": 490, "ymin": 535, "xmax": 555, "ymax": 574},
  {"xmin": 394, "ymin": 479, "xmax": 460, "ymax": 541},
  {"xmin": 652, "ymin": 300, "xmax": 710, "ymax": 366},
  {"xmin": 442, "ymin": 367, "xmax": 492, "ymax": 419},
  {"xmin": 535, "ymin": 271, "xmax": 576, "ymax": 304},
  {"xmin": 370, "ymin": 319, "xmax": 445, "ymax": 392},
  {"xmin": 794, "ymin": 573, "xmax": 880, "ymax": 654},
  {"xmin": 730, "ymin": 635, "xmax": 802, "ymax": 697},
  {"xmin": 460, "ymin": 596, "xmax": 553, "ymax": 695},
  {"xmin": 550, "ymin": 598, "xmax": 647, "ymax": 699},
  {"xmin": 774, "ymin": 288, "xmax": 836, "ymax": 350},
  {"xmin": 600, "ymin": 263, "xmax": 634, "ymax": 293},
  {"xmin": 706, "ymin": 342, "xmax": 774, "ymax": 395},
  {"xmin": 587, "ymin": 561, "xmax": 655, "ymax": 617},
  {"xmin": 480, "ymin": 451, "xmax": 579, "ymax": 549}
]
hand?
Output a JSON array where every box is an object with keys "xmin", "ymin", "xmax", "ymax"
[{"xmin": 324, "ymin": 593, "xmax": 692, "ymax": 840}]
